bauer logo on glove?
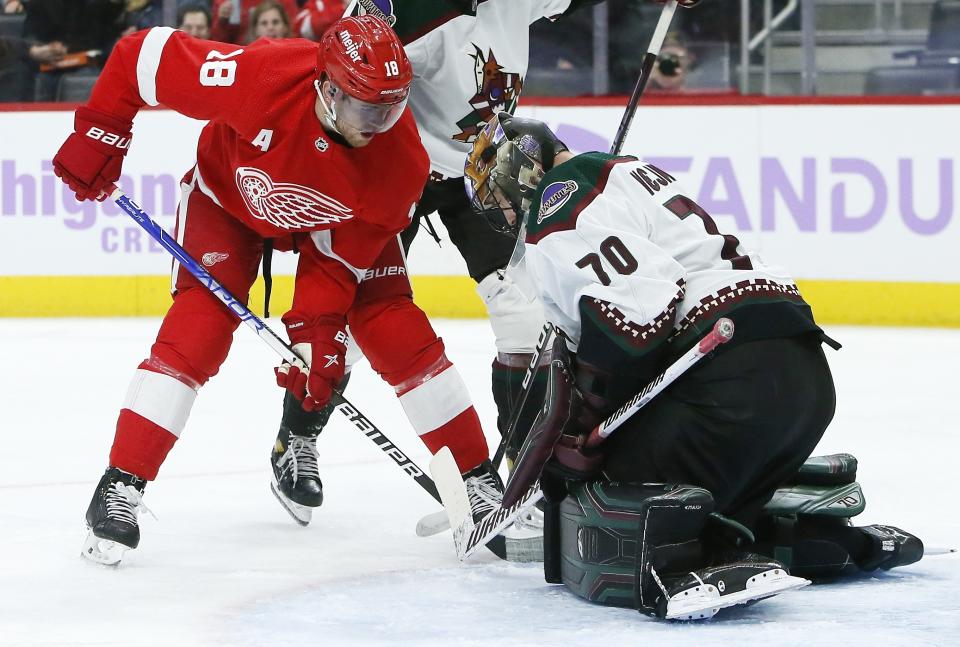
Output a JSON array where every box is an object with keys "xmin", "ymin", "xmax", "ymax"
[{"xmin": 275, "ymin": 317, "xmax": 349, "ymax": 412}]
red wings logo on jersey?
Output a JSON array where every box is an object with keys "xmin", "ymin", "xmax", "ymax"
[{"xmin": 235, "ymin": 167, "xmax": 354, "ymax": 230}]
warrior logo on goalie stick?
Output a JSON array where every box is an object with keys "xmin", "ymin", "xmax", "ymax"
[{"xmin": 235, "ymin": 167, "xmax": 354, "ymax": 230}]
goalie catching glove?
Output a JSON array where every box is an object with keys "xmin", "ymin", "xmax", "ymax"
[
  {"xmin": 53, "ymin": 106, "xmax": 133, "ymax": 202},
  {"xmin": 276, "ymin": 317, "xmax": 348, "ymax": 412}
]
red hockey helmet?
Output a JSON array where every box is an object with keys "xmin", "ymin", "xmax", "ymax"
[{"xmin": 316, "ymin": 15, "xmax": 412, "ymax": 134}]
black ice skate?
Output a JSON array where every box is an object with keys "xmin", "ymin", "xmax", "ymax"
[
  {"xmin": 271, "ymin": 431, "xmax": 324, "ymax": 526},
  {"xmin": 462, "ymin": 460, "xmax": 507, "ymax": 558},
  {"xmin": 81, "ymin": 467, "xmax": 152, "ymax": 566},
  {"xmin": 462, "ymin": 460, "xmax": 542, "ymax": 561},
  {"xmin": 653, "ymin": 555, "xmax": 809, "ymax": 621}
]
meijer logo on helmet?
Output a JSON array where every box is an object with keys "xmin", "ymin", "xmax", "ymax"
[{"xmin": 339, "ymin": 30, "xmax": 362, "ymax": 63}]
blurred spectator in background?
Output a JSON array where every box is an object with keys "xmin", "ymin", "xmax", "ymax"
[
  {"xmin": 121, "ymin": 0, "xmax": 165, "ymax": 37},
  {"xmin": 210, "ymin": 0, "xmax": 297, "ymax": 44},
  {"xmin": 293, "ymin": 0, "xmax": 345, "ymax": 41},
  {"xmin": 0, "ymin": 36, "xmax": 66, "ymax": 100},
  {"xmin": 23, "ymin": 0, "xmax": 125, "ymax": 101},
  {"xmin": 250, "ymin": 0, "xmax": 290, "ymax": 40},
  {"xmin": 4, "ymin": 1, "xmax": 24, "ymax": 13},
  {"xmin": 177, "ymin": 3, "xmax": 212, "ymax": 39}
]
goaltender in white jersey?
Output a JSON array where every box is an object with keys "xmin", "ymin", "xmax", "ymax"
[{"xmin": 523, "ymin": 152, "xmax": 814, "ymax": 366}]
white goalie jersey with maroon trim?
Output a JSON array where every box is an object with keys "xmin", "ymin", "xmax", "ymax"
[{"xmin": 521, "ymin": 152, "xmax": 812, "ymax": 369}]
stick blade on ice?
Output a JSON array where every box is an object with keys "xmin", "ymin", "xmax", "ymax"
[{"xmin": 429, "ymin": 447, "xmax": 473, "ymax": 559}]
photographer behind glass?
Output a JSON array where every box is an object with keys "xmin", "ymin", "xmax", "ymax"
[{"xmin": 650, "ymin": 33, "xmax": 693, "ymax": 91}]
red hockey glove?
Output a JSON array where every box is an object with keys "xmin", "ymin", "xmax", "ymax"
[
  {"xmin": 53, "ymin": 106, "xmax": 133, "ymax": 202},
  {"xmin": 276, "ymin": 318, "xmax": 348, "ymax": 412}
]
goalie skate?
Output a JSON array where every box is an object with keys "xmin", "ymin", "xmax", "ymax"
[{"xmin": 660, "ymin": 561, "xmax": 810, "ymax": 621}]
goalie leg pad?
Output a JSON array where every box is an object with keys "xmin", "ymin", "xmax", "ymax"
[
  {"xmin": 552, "ymin": 481, "xmax": 713, "ymax": 613},
  {"xmin": 756, "ymin": 477, "xmax": 923, "ymax": 579},
  {"xmin": 551, "ymin": 481, "xmax": 807, "ymax": 619}
]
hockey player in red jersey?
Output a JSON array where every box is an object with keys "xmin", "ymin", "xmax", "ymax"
[{"xmin": 52, "ymin": 15, "xmax": 498, "ymax": 565}]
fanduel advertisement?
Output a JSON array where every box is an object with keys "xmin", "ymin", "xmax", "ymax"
[{"xmin": 0, "ymin": 104, "xmax": 956, "ymax": 281}]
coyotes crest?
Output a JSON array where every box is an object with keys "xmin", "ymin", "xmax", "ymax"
[
  {"xmin": 454, "ymin": 46, "xmax": 523, "ymax": 143},
  {"xmin": 235, "ymin": 167, "xmax": 354, "ymax": 229}
]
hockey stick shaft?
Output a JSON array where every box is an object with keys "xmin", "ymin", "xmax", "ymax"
[
  {"xmin": 490, "ymin": 323, "xmax": 555, "ymax": 470},
  {"xmin": 609, "ymin": 0, "xmax": 679, "ymax": 156},
  {"xmin": 110, "ymin": 187, "xmax": 442, "ymax": 504},
  {"xmin": 585, "ymin": 317, "xmax": 734, "ymax": 448},
  {"xmin": 456, "ymin": 319, "xmax": 735, "ymax": 558}
]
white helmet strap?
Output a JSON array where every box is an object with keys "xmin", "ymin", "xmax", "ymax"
[{"xmin": 314, "ymin": 78, "xmax": 341, "ymax": 135}]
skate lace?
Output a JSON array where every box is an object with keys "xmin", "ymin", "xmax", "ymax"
[
  {"xmin": 278, "ymin": 435, "xmax": 320, "ymax": 484},
  {"xmin": 464, "ymin": 472, "xmax": 502, "ymax": 517},
  {"xmin": 105, "ymin": 482, "xmax": 156, "ymax": 525}
]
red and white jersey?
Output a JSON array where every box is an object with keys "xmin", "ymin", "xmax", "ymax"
[{"xmin": 87, "ymin": 27, "xmax": 429, "ymax": 323}]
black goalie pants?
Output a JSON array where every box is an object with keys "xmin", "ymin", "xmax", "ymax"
[{"xmin": 601, "ymin": 334, "xmax": 836, "ymax": 531}]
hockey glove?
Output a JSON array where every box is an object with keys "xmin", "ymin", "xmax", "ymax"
[
  {"xmin": 53, "ymin": 106, "xmax": 133, "ymax": 202},
  {"xmin": 276, "ymin": 317, "xmax": 348, "ymax": 412}
]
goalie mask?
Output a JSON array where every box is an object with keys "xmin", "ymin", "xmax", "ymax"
[{"xmin": 464, "ymin": 113, "xmax": 568, "ymax": 237}]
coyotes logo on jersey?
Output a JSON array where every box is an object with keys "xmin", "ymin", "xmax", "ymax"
[
  {"xmin": 454, "ymin": 46, "xmax": 523, "ymax": 143},
  {"xmin": 235, "ymin": 167, "xmax": 354, "ymax": 230}
]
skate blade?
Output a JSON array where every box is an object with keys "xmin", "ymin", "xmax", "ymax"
[
  {"xmin": 270, "ymin": 479, "xmax": 312, "ymax": 527},
  {"xmin": 503, "ymin": 535, "xmax": 544, "ymax": 563},
  {"xmin": 500, "ymin": 521, "xmax": 544, "ymax": 562},
  {"xmin": 80, "ymin": 531, "xmax": 129, "ymax": 566},
  {"xmin": 665, "ymin": 570, "xmax": 809, "ymax": 621},
  {"xmin": 416, "ymin": 510, "xmax": 451, "ymax": 537}
]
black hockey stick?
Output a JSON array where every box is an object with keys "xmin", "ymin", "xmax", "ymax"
[
  {"xmin": 110, "ymin": 186, "xmax": 442, "ymax": 505},
  {"xmin": 609, "ymin": 0, "xmax": 679, "ymax": 156}
]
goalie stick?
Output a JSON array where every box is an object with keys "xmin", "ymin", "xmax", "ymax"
[
  {"xmin": 433, "ymin": 318, "xmax": 735, "ymax": 560},
  {"xmin": 609, "ymin": 0, "xmax": 679, "ymax": 156},
  {"xmin": 415, "ymin": 323, "xmax": 556, "ymax": 537},
  {"xmin": 110, "ymin": 187, "xmax": 443, "ymax": 506},
  {"xmin": 431, "ymin": 446, "xmax": 544, "ymax": 561},
  {"xmin": 585, "ymin": 317, "xmax": 734, "ymax": 447}
]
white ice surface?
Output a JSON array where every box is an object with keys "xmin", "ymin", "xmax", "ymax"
[{"xmin": 0, "ymin": 319, "xmax": 957, "ymax": 646}]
